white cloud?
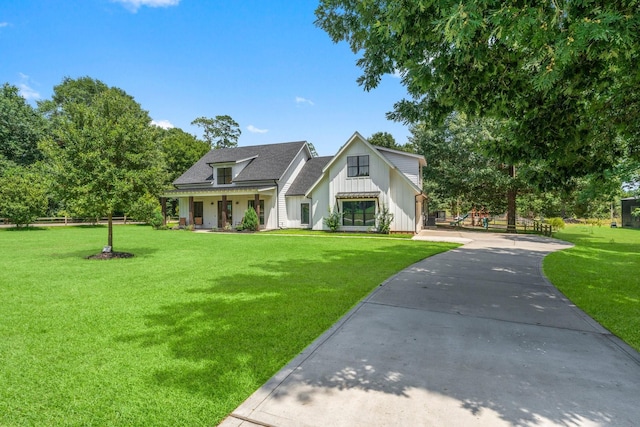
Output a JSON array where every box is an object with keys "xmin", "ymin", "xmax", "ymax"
[
  {"xmin": 113, "ymin": 0, "xmax": 180, "ymax": 12},
  {"xmin": 247, "ymin": 125, "xmax": 268, "ymax": 134},
  {"xmin": 295, "ymin": 96, "xmax": 315, "ymax": 106},
  {"xmin": 0, "ymin": 22, "xmax": 9, "ymax": 28},
  {"xmin": 151, "ymin": 119, "xmax": 175, "ymax": 129},
  {"xmin": 17, "ymin": 74, "xmax": 40, "ymax": 100}
]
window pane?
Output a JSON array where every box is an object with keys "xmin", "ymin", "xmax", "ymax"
[
  {"xmin": 364, "ymin": 201, "xmax": 376, "ymax": 226},
  {"xmin": 347, "ymin": 156, "xmax": 357, "ymax": 167},
  {"xmin": 354, "ymin": 203, "xmax": 364, "ymax": 226},
  {"xmin": 342, "ymin": 202, "xmax": 354, "ymax": 226},
  {"xmin": 301, "ymin": 203, "xmax": 309, "ymax": 225},
  {"xmin": 359, "ymin": 156, "xmax": 369, "ymax": 176}
]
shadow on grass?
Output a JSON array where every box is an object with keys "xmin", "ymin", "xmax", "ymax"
[
  {"xmin": 49, "ymin": 246, "xmax": 159, "ymax": 259},
  {"xmin": 115, "ymin": 244, "xmax": 443, "ymax": 399},
  {"xmin": 1, "ymin": 226, "xmax": 49, "ymax": 231},
  {"xmin": 122, "ymin": 239, "xmax": 640, "ymax": 426}
]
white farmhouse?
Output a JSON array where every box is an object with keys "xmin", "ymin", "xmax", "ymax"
[{"xmin": 164, "ymin": 132, "xmax": 427, "ymax": 233}]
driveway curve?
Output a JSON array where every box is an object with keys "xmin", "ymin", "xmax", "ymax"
[{"xmin": 221, "ymin": 230, "xmax": 640, "ymax": 427}]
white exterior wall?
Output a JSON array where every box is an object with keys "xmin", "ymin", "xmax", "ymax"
[
  {"xmin": 389, "ymin": 171, "xmax": 418, "ymax": 232},
  {"xmin": 328, "ymin": 139, "xmax": 390, "ymax": 232},
  {"xmin": 379, "ymin": 151, "xmax": 422, "ymax": 187},
  {"xmin": 309, "ymin": 136, "xmax": 422, "ymax": 233},
  {"xmin": 328, "ymin": 139, "xmax": 389, "ymax": 199},
  {"xmin": 310, "ymin": 177, "xmax": 330, "ymax": 230},
  {"xmin": 278, "ymin": 149, "xmax": 309, "ymax": 228},
  {"xmin": 178, "ymin": 198, "xmax": 189, "ymax": 223},
  {"xmin": 286, "ymin": 196, "xmax": 312, "ymax": 228},
  {"xmin": 177, "ymin": 193, "xmax": 276, "ymax": 229}
]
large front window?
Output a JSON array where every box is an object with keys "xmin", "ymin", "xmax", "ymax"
[
  {"xmin": 342, "ymin": 200, "xmax": 375, "ymax": 226},
  {"xmin": 217, "ymin": 167, "xmax": 232, "ymax": 184},
  {"xmin": 347, "ymin": 155, "xmax": 369, "ymax": 177}
]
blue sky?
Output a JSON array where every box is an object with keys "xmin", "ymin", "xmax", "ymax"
[{"xmin": 0, "ymin": 0, "xmax": 412, "ymax": 156}]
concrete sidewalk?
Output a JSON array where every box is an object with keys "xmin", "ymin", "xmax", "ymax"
[{"xmin": 220, "ymin": 230, "xmax": 640, "ymax": 427}]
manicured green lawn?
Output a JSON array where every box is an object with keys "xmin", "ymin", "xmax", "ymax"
[
  {"xmin": 544, "ymin": 225, "xmax": 640, "ymax": 352},
  {"xmin": 0, "ymin": 226, "xmax": 456, "ymax": 426},
  {"xmin": 263, "ymin": 229, "xmax": 415, "ymax": 238}
]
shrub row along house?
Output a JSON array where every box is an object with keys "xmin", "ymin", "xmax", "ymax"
[{"xmin": 164, "ymin": 132, "xmax": 427, "ymax": 233}]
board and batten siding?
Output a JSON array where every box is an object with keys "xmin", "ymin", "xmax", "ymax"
[
  {"xmin": 328, "ymin": 139, "xmax": 389, "ymax": 200},
  {"xmin": 310, "ymin": 176, "xmax": 330, "ymax": 230},
  {"xmin": 277, "ymin": 148, "xmax": 309, "ymax": 228},
  {"xmin": 389, "ymin": 171, "xmax": 419, "ymax": 232},
  {"xmin": 286, "ymin": 196, "xmax": 312, "ymax": 228}
]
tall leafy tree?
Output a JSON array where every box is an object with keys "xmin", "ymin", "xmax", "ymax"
[
  {"xmin": 307, "ymin": 142, "xmax": 319, "ymax": 157},
  {"xmin": 191, "ymin": 115, "xmax": 241, "ymax": 149},
  {"xmin": 0, "ymin": 83, "xmax": 47, "ymax": 172},
  {"xmin": 369, "ymin": 131, "xmax": 415, "ymax": 153},
  {"xmin": 411, "ymin": 113, "xmax": 516, "ymax": 216},
  {"xmin": 369, "ymin": 132, "xmax": 398, "ymax": 149},
  {"xmin": 315, "ymin": 1, "xmax": 640, "ymax": 229},
  {"xmin": 157, "ymin": 127, "xmax": 209, "ymax": 184},
  {"xmin": 38, "ymin": 76, "xmax": 109, "ymax": 119},
  {"xmin": 42, "ymin": 86, "xmax": 165, "ymax": 253}
]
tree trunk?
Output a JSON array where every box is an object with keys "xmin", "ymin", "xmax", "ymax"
[
  {"xmin": 161, "ymin": 197, "xmax": 167, "ymax": 226},
  {"xmin": 222, "ymin": 195, "xmax": 228, "ymax": 228},
  {"xmin": 108, "ymin": 212, "xmax": 113, "ymax": 250},
  {"xmin": 507, "ymin": 165, "xmax": 517, "ymax": 233}
]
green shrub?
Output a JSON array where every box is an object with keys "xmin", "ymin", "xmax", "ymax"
[
  {"xmin": 545, "ymin": 217, "xmax": 565, "ymax": 231},
  {"xmin": 148, "ymin": 208, "xmax": 165, "ymax": 229},
  {"xmin": 240, "ymin": 207, "xmax": 259, "ymax": 231},
  {"xmin": 375, "ymin": 204, "xmax": 394, "ymax": 234},
  {"xmin": 323, "ymin": 208, "xmax": 341, "ymax": 232},
  {"xmin": 0, "ymin": 166, "xmax": 48, "ymax": 227}
]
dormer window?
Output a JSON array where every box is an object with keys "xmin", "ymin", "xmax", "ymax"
[{"xmin": 217, "ymin": 167, "xmax": 232, "ymax": 184}]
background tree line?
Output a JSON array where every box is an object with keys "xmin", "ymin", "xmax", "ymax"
[
  {"xmin": 317, "ymin": 0, "xmax": 640, "ymax": 227},
  {"xmin": 0, "ymin": 76, "xmax": 241, "ymax": 251}
]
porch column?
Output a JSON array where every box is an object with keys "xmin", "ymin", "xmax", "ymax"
[
  {"xmin": 254, "ymin": 194, "xmax": 260, "ymax": 228},
  {"xmin": 188, "ymin": 196, "xmax": 194, "ymax": 226},
  {"xmin": 221, "ymin": 195, "xmax": 228, "ymax": 228},
  {"xmin": 160, "ymin": 197, "xmax": 167, "ymax": 226}
]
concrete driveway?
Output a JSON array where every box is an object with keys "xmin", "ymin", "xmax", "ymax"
[{"xmin": 220, "ymin": 230, "xmax": 640, "ymax": 426}]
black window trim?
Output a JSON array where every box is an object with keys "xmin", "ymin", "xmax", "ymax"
[
  {"xmin": 217, "ymin": 166, "xmax": 233, "ymax": 185},
  {"xmin": 347, "ymin": 155, "xmax": 369, "ymax": 177}
]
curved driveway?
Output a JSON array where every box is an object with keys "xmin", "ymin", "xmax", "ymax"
[{"xmin": 221, "ymin": 230, "xmax": 640, "ymax": 427}]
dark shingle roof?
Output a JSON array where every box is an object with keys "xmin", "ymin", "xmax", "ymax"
[
  {"xmin": 173, "ymin": 141, "xmax": 307, "ymax": 186},
  {"xmin": 286, "ymin": 156, "xmax": 333, "ymax": 196}
]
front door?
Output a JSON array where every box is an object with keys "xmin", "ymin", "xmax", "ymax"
[
  {"xmin": 217, "ymin": 200, "xmax": 232, "ymax": 227},
  {"xmin": 193, "ymin": 201, "xmax": 203, "ymax": 225}
]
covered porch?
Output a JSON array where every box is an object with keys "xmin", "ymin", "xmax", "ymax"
[{"xmin": 162, "ymin": 186, "xmax": 276, "ymax": 230}]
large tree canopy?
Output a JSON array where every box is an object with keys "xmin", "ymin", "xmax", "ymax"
[
  {"xmin": 315, "ymin": 1, "xmax": 639, "ymax": 186},
  {"xmin": 42, "ymin": 84, "xmax": 165, "ymax": 252},
  {"xmin": 411, "ymin": 113, "xmax": 515, "ymax": 215},
  {"xmin": 0, "ymin": 83, "xmax": 47, "ymax": 171},
  {"xmin": 191, "ymin": 115, "xmax": 241, "ymax": 149},
  {"xmin": 157, "ymin": 127, "xmax": 209, "ymax": 184},
  {"xmin": 38, "ymin": 76, "xmax": 110, "ymax": 118}
]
